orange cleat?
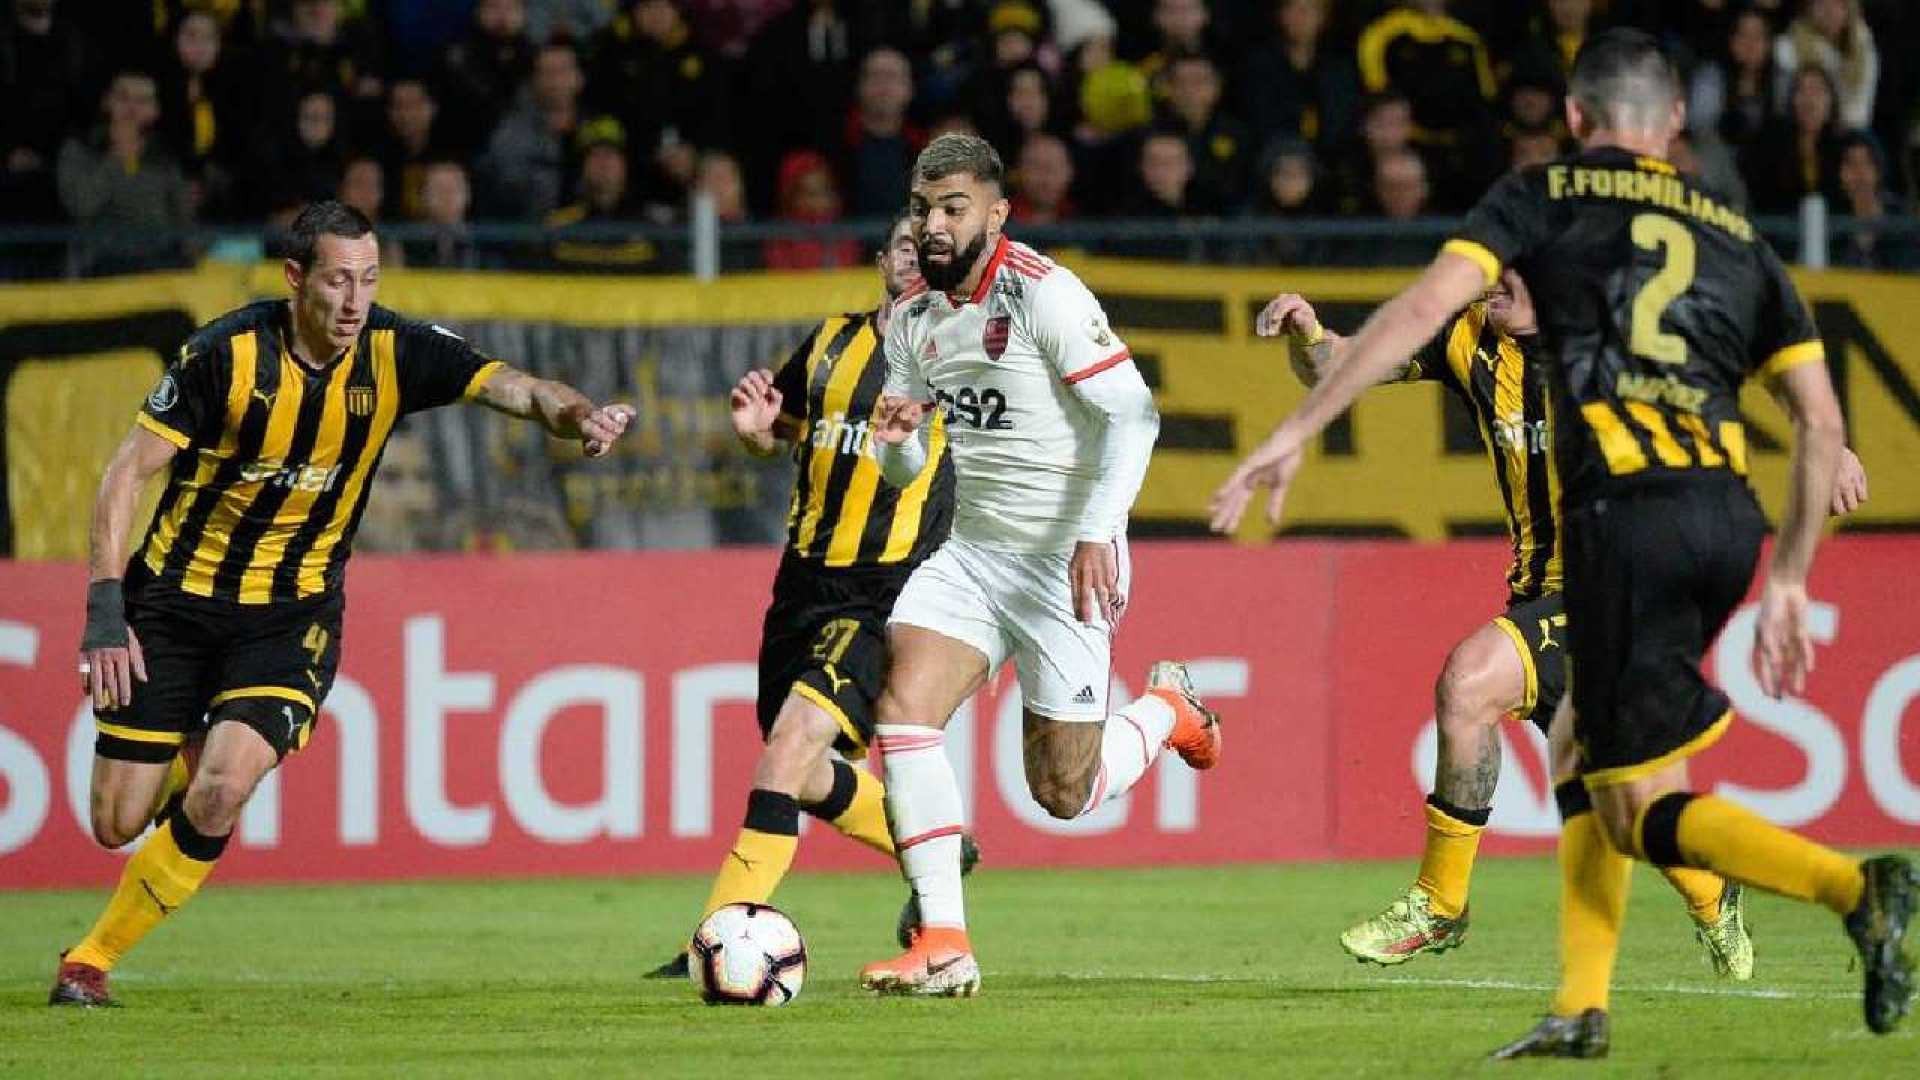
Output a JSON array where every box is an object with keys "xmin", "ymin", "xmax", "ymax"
[
  {"xmin": 1147, "ymin": 661, "xmax": 1221, "ymax": 770},
  {"xmin": 859, "ymin": 926, "xmax": 980, "ymax": 997}
]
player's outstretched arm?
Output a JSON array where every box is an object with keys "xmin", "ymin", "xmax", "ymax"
[
  {"xmin": 473, "ymin": 366, "xmax": 636, "ymax": 458},
  {"xmin": 1753, "ymin": 360, "xmax": 1846, "ymax": 699},
  {"xmin": 1257, "ymin": 293, "xmax": 1345, "ymax": 387},
  {"xmin": 1211, "ymin": 252, "xmax": 1484, "ymax": 533},
  {"xmin": 871, "ymin": 395, "xmax": 930, "ymax": 487},
  {"xmin": 80, "ymin": 425, "xmax": 177, "ymax": 710}
]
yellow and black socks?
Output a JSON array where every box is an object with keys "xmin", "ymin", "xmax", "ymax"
[
  {"xmin": 1635, "ymin": 792, "xmax": 1864, "ymax": 916},
  {"xmin": 1659, "ymin": 865, "xmax": 1727, "ymax": 924},
  {"xmin": 1550, "ymin": 779, "xmax": 1632, "ymax": 1016},
  {"xmin": 66, "ymin": 799, "xmax": 226, "ymax": 971},
  {"xmin": 700, "ymin": 789, "xmax": 801, "ymax": 916},
  {"xmin": 803, "ymin": 759, "xmax": 894, "ymax": 858},
  {"xmin": 1415, "ymin": 795, "xmax": 1489, "ymax": 919}
]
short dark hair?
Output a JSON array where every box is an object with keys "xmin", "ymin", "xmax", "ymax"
[
  {"xmin": 913, "ymin": 132, "xmax": 1005, "ymax": 194},
  {"xmin": 1569, "ymin": 28, "xmax": 1679, "ymax": 132},
  {"xmin": 287, "ymin": 200, "xmax": 375, "ymax": 269}
]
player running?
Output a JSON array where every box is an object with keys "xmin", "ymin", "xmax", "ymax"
[
  {"xmin": 647, "ymin": 217, "xmax": 976, "ymax": 980},
  {"xmin": 854, "ymin": 133, "xmax": 1221, "ymax": 997},
  {"xmin": 1255, "ymin": 276, "xmax": 1811, "ymax": 979},
  {"xmin": 1213, "ymin": 29, "xmax": 1915, "ymax": 1057},
  {"xmin": 54, "ymin": 201, "xmax": 634, "ymax": 1007}
]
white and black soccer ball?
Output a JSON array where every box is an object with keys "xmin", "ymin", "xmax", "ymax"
[{"xmin": 688, "ymin": 902, "xmax": 807, "ymax": 1006}]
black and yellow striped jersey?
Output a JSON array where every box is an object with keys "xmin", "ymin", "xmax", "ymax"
[
  {"xmin": 1449, "ymin": 147, "xmax": 1824, "ymax": 505},
  {"xmin": 1407, "ymin": 304, "xmax": 1563, "ymax": 600},
  {"xmin": 771, "ymin": 311, "xmax": 953, "ymax": 568},
  {"xmin": 134, "ymin": 300, "xmax": 503, "ymax": 603}
]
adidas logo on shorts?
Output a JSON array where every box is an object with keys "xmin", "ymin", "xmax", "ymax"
[{"xmin": 1072, "ymin": 685, "xmax": 1097, "ymax": 705}]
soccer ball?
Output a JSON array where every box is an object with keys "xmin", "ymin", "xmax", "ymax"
[{"xmin": 688, "ymin": 902, "xmax": 808, "ymax": 1006}]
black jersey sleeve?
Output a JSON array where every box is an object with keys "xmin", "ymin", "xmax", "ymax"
[
  {"xmin": 1751, "ymin": 241, "xmax": 1825, "ymax": 380},
  {"xmin": 137, "ymin": 335, "xmax": 230, "ymax": 449},
  {"xmin": 771, "ymin": 324, "xmax": 820, "ymax": 422},
  {"xmin": 1404, "ymin": 315, "xmax": 1463, "ymax": 388},
  {"xmin": 393, "ymin": 319, "xmax": 506, "ymax": 414},
  {"xmin": 1449, "ymin": 169, "xmax": 1555, "ymax": 287}
]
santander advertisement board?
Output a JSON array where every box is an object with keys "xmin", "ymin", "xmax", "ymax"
[{"xmin": 2, "ymin": 539, "xmax": 1916, "ymax": 888}]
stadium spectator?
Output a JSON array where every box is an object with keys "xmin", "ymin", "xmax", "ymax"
[
  {"xmin": 982, "ymin": 62, "xmax": 1062, "ymax": 159},
  {"xmin": 263, "ymin": 90, "xmax": 348, "ymax": 214},
  {"xmin": 337, "ymin": 153, "xmax": 384, "ymax": 222},
  {"xmin": 400, "ymin": 160, "xmax": 486, "ymax": 269},
  {"xmin": 1830, "ymin": 130, "xmax": 1913, "ymax": 269},
  {"xmin": 0, "ymin": 0, "xmax": 98, "ymax": 224},
  {"xmin": 1775, "ymin": 0, "xmax": 1877, "ymax": 130},
  {"xmin": 1508, "ymin": 128, "xmax": 1561, "ymax": 171},
  {"xmin": 1509, "ymin": 0, "xmax": 1598, "ymax": 98},
  {"xmin": 378, "ymin": 78, "xmax": 450, "ymax": 221},
  {"xmin": 1333, "ymin": 91, "xmax": 1420, "ymax": 214},
  {"xmin": 1743, "ymin": 64, "xmax": 1843, "ymax": 213},
  {"xmin": 1244, "ymin": 135, "xmax": 1327, "ymax": 263},
  {"xmin": 1160, "ymin": 51, "xmax": 1251, "ymax": 208},
  {"xmin": 1689, "ymin": 7, "xmax": 1780, "ymax": 151},
  {"xmin": 1235, "ymin": 0, "xmax": 1361, "ymax": 153},
  {"xmin": 692, "ymin": 149, "xmax": 749, "ymax": 222},
  {"xmin": 737, "ymin": 0, "xmax": 865, "ymax": 212},
  {"xmin": 1667, "ymin": 127, "xmax": 1749, "ymax": 209},
  {"xmin": 1370, "ymin": 146, "xmax": 1430, "ymax": 219},
  {"xmin": 259, "ymin": 0, "xmax": 384, "ymax": 129},
  {"xmin": 586, "ymin": 0, "xmax": 723, "ymax": 196},
  {"xmin": 1010, "ymin": 132, "xmax": 1077, "ymax": 223},
  {"xmin": 1356, "ymin": 1, "xmax": 1496, "ymax": 151},
  {"xmin": 57, "ymin": 70, "xmax": 193, "ymax": 274},
  {"xmin": 477, "ymin": 40, "xmax": 586, "ymax": 221},
  {"xmin": 524, "ymin": 0, "xmax": 616, "ymax": 47},
  {"xmin": 156, "ymin": 9, "xmax": 249, "ymax": 221},
  {"xmin": 433, "ymin": 0, "xmax": 534, "ymax": 157},
  {"xmin": 1135, "ymin": 0, "xmax": 1215, "ymax": 85},
  {"xmin": 841, "ymin": 46, "xmax": 925, "ymax": 219},
  {"xmin": 545, "ymin": 118, "xmax": 663, "ymax": 271},
  {"xmin": 1071, "ymin": 57, "xmax": 1152, "ymax": 214},
  {"xmin": 1125, "ymin": 128, "xmax": 1221, "ymax": 216},
  {"xmin": 763, "ymin": 148, "xmax": 862, "ymax": 269}
]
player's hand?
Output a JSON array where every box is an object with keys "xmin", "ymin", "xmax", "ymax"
[
  {"xmin": 1753, "ymin": 578, "xmax": 1815, "ymax": 699},
  {"xmin": 580, "ymin": 403, "xmax": 636, "ymax": 457},
  {"xmin": 729, "ymin": 368, "xmax": 784, "ymax": 438},
  {"xmin": 80, "ymin": 626, "xmax": 147, "ymax": 712},
  {"xmin": 1830, "ymin": 446, "xmax": 1868, "ymax": 515},
  {"xmin": 1209, "ymin": 439, "xmax": 1304, "ymax": 534},
  {"xmin": 1069, "ymin": 540, "xmax": 1121, "ymax": 625},
  {"xmin": 1255, "ymin": 293, "xmax": 1321, "ymax": 340},
  {"xmin": 873, "ymin": 394, "xmax": 926, "ymax": 445}
]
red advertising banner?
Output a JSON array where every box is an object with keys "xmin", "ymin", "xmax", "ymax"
[{"xmin": 2, "ymin": 539, "xmax": 1916, "ymax": 889}]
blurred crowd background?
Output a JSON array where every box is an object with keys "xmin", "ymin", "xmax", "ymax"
[{"xmin": 2, "ymin": 0, "xmax": 1917, "ymax": 275}]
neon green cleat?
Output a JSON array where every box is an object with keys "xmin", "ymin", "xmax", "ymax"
[
  {"xmin": 1694, "ymin": 881, "xmax": 1754, "ymax": 980},
  {"xmin": 1339, "ymin": 887, "xmax": 1469, "ymax": 966}
]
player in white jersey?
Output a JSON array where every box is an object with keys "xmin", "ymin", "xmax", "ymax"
[{"xmin": 854, "ymin": 133, "xmax": 1223, "ymax": 996}]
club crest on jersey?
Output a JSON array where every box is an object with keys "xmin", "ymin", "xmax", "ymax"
[
  {"xmin": 147, "ymin": 374, "xmax": 178, "ymax": 412},
  {"xmin": 347, "ymin": 385, "xmax": 376, "ymax": 416},
  {"xmin": 1083, "ymin": 315, "xmax": 1112, "ymax": 347},
  {"xmin": 982, "ymin": 315, "xmax": 1011, "ymax": 361}
]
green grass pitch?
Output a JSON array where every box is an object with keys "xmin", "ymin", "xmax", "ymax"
[{"xmin": 3, "ymin": 855, "xmax": 1912, "ymax": 1077}]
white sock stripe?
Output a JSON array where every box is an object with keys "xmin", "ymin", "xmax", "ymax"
[{"xmin": 1123, "ymin": 714, "xmax": 1152, "ymax": 770}]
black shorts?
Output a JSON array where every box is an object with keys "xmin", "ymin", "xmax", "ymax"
[
  {"xmin": 1492, "ymin": 591, "xmax": 1567, "ymax": 737},
  {"xmin": 94, "ymin": 564, "xmax": 343, "ymax": 764},
  {"xmin": 757, "ymin": 554, "xmax": 915, "ymax": 760},
  {"xmin": 1563, "ymin": 476, "xmax": 1765, "ymax": 786}
]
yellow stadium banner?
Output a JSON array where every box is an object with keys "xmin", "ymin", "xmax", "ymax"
[{"xmin": 2, "ymin": 259, "xmax": 1916, "ymax": 558}]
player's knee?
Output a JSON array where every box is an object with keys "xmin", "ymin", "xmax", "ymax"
[
  {"xmin": 1435, "ymin": 643, "xmax": 1507, "ymax": 730},
  {"xmin": 88, "ymin": 804, "xmax": 147, "ymax": 850},
  {"xmin": 764, "ymin": 708, "xmax": 836, "ymax": 771},
  {"xmin": 183, "ymin": 768, "xmax": 253, "ymax": 834}
]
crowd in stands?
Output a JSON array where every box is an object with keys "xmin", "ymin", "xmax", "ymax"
[{"xmin": 2, "ymin": 0, "xmax": 1916, "ymax": 273}]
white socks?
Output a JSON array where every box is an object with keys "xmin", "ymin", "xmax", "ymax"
[
  {"xmin": 1079, "ymin": 693, "xmax": 1178, "ymax": 815},
  {"xmin": 875, "ymin": 724, "xmax": 968, "ymax": 930}
]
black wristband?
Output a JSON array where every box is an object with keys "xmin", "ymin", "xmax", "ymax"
[{"xmin": 80, "ymin": 579, "xmax": 127, "ymax": 651}]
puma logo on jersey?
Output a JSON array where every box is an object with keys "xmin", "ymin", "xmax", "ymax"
[
  {"xmin": 140, "ymin": 879, "xmax": 176, "ymax": 916},
  {"xmin": 822, "ymin": 664, "xmax": 851, "ymax": 695},
  {"xmin": 252, "ymin": 387, "xmax": 277, "ymax": 409}
]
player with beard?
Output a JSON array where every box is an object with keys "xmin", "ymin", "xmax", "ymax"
[
  {"xmin": 855, "ymin": 134, "xmax": 1223, "ymax": 997},
  {"xmin": 646, "ymin": 217, "xmax": 974, "ymax": 979}
]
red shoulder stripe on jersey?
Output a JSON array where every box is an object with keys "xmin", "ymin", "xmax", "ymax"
[
  {"xmin": 964, "ymin": 235, "xmax": 1011, "ymax": 304},
  {"xmin": 1004, "ymin": 254, "xmax": 1051, "ymax": 280},
  {"xmin": 1062, "ymin": 348, "xmax": 1132, "ymax": 385},
  {"xmin": 894, "ymin": 281, "xmax": 928, "ymax": 307}
]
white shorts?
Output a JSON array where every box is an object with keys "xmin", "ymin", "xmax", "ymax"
[{"xmin": 888, "ymin": 535, "xmax": 1130, "ymax": 721}]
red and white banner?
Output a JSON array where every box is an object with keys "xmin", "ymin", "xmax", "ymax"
[{"xmin": 3, "ymin": 539, "xmax": 1917, "ymax": 888}]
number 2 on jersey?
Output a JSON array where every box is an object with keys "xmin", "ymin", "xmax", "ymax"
[{"xmin": 1629, "ymin": 213, "xmax": 1695, "ymax": 366}]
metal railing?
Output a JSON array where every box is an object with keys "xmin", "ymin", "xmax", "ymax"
[{"xmin": 2, "ymin": 200, "xmax": 1915, "ymax": 282}]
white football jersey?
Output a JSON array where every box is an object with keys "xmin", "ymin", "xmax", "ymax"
[{"xmin": 883, "ymin": 237, "xmax": 1144, "ymax": 553}]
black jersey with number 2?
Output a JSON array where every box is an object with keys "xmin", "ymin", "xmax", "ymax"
[{"xmin": 1443, "ymin": 147, "xmax": 1824, "ymax": 505}]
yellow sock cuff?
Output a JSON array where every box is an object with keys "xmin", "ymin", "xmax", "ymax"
[{"xmin": 1424, "ymin": 797, "xmax": 1489, "ymax": 837}]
